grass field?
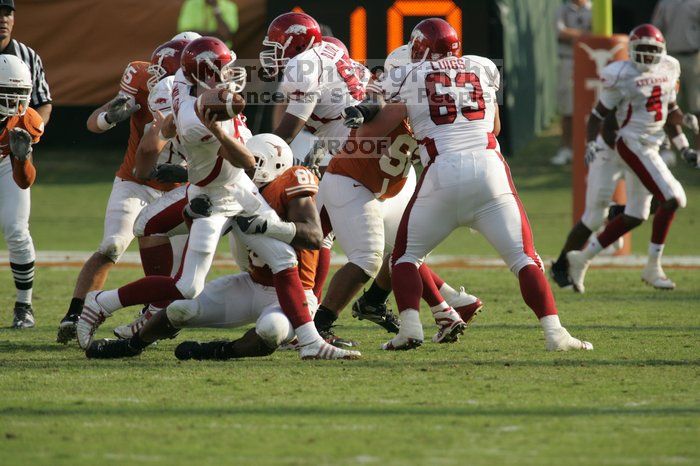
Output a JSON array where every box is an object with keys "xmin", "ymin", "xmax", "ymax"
[{"xmin": 1, "ymin": 130, "xmax": 699, "ymax": 465}]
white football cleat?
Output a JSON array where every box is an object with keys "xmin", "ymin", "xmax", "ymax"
[
  {"xmin": 299, "ymin": 339, "xmax": 361, "ymax": 360},
  {"xmin": 113, "ymin": 308, "xmax": 155, "ymax": 340},
  {"xmin": 566, "ymin": 250, "xmax": 590, "ymax": 293},
  {"xmin": 550, "ymin": 147, "xmax": 573, "ymax": 166},
  {"xmin": 445, "ymin": 286, "xmax": 483, "ymax": 325},
  {"xmin": 431, "ymin": 308, "xmax": 467, "ymax": 343},
  {"xmin": 545, "ymin": 327, "xmax": 594, "ymax": 351},
  {"xmin": 76, "ymin": 291, "xmax": 112, "ymax": 349},
  {"xmin": 641, "ymin": 265, "xmax": 676, "ymax": 290}
]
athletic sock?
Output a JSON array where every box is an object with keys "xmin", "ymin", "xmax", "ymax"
[
  {"xmin": 518, "ymin": 264, "xmax": 558, "ymax": 319},
  {"xmin": 66, "ymin": 297, "xmax": 84, "ymax": 319},
  {"xmin": 418, "ymin": 264, "xmax": 444, "ymax": 307},
  {"xmin": 648, "ymin": 242, "xmax": 664, "ymax": 268},
  {"xmin": 651, "ymin": 206, "xmax": 676, "ymax": 245},
  {"xmin": 273, "ymin": 267, "xmax": 312, "ymax": 328},
  {"xmin": 581, "ymin": 236, "xmax": 604, "ymax": 261},
  {"xmin": 392, "ymin": 262, "xmax": 422, "ymax": 313},
  {"xmin": 295, "ymin": 321, "xmax": 323, "ymax": 346},
  {"xmin": 139, "ymin": 243, "xmax": 173, "ymax": 276},
  {"xmin": 427, "ymin": 266, "xmax": 445, "ymax": 289},
  {"xmin": 363, "ymin": 280, "xmax": 391, "ymax": 305},
  {"xmin": 313, "ymin": 305, "xmax": 337, "ymax": 332},
  {"xmin": 11, "ymin": 261, "xmax": 34, "ymax": 304},
  {"xmin": 313, "ymin": 246, "xmax": 332, "ymax": 302},
  {"xmin": 109, "ymin": 276, "xmax": 183, "ymax": 312}
]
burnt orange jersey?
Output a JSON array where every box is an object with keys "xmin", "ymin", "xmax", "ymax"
[
  {"xmin": 114, "ymin": 61, "xmax": 178, "ymax": 192},
  {"xmin": 1, "ymin": 107, "xmax": 44, "ymax": 188},
  {"xmin": 0, "ymin": 107, "xmax": 43, "ymax": 159},
  {"xmin": 326, "ymin": 120, "xmax": 418, "ymax": 199},
  {"xmin": 249, "ymin": 166, "xmax": 320, "ymax": 290}
]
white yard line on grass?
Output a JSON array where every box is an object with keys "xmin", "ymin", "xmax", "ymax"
[{"xmin": 2, "ymin": 251, "xmax": 700, "ymax": 269}]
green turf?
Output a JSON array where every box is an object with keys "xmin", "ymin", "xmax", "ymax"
[{"xmin": 0, "ymin": 268, "xmax": 698, "ymax": 465}]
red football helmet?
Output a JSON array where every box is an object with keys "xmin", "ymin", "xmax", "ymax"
[
  {"xmin": 322, "ymin": 36, "xmax": 349, "ymax": 57},
  {"xmin": 409, "ymin": 18, "xmax": 461, "ymax": 62},
  {"xmin": 629, "ymin": 24, "xmax": 666, "ymax": 70},
  {"xmin": 260, "ymin": 12, "xmax": 322, "ymax": 76},
  {"xmin": 148, "ymin": 39, "xmax": 190, "ymax": 91},
  {"xmin": 180, "ymin": 37, "xmax": 246, "ymax": 92}
]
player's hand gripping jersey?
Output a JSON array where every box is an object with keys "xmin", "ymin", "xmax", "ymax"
[
  {"xmin": 248, "ymin": 166, "xmax": 320, "ymax": 289},
  {"xmin": 381, "ymin": 55, "xmax": 500, "ymax": 164},
  {"xmin": 147, "ymin": 75, "xmax": 187, "ymax": 171},
  {"xmin": 599, "ymin": 55, "xmax": 681, "ymax": 147},
  {"xmin": 280, "ymin": 40, "xmax": 366, "ymax": 150}
]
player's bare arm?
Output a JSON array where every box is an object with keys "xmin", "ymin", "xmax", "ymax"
[
  {"xmin": 198, "ymin": 108, "xmax": 255, "ymax": 169},
  {"xmin": 665, "ymin": 102, "xmax": 699, "ymax": 166},
  {"xmin": 287, "ymin": 195, "xmax": 323, "ymax": 250},
  {"xmin": 86, "ymin": 96, "xmax": 141, "ymax": 134},
  {"xmin": 356, "ymin": 101, "xmax": 406, "ymax": 139},
  {"xmin": 274, "ymin": 112, "xmax": 307, "ymax": 144},
  {"xmin": 35, "ymin": 103, "xmax": 52, "ymax": 126},
  {"xmin": 133, "ymin": 111, "xmax": 171, "ymax": 180},
  {"xmin": 586, "ymin": 102, "xmax": 612, "ymax": 143}
]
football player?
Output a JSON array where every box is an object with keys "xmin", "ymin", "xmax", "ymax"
[
  {"xmin": 0, "ymin": 54, "xmax": 44, "ymax": 328},
  {"xmin": 56, "ymin": 36, "xmax": 193, "ymax": 343},
  {"xmin": 566, "ymin": 24, "xmax": 698, "ymax": 293},
  {"xmin": 85, "ymin": 135, "xmax": 358, "ymax": 360},
  {"xmin": 352, "ymin": 18, "xmax": 592, "ymax": 351},
  {"xmin": 77, "ymin": 37, "xmax": 356, "ymax": 360}
]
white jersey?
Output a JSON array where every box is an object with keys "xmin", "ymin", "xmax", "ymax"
[
  {"xmin": 599, "ymin": 56, "xmax": 680, "ymax": 147},
  {"xmin": 171, "ymin": 70, "xmax": 252, "ymax": 188},
  {"xmin": 281, "ymin": 40, "xmax": 366, "ymax": 152},
  {"xmin": 148, "ymin": 76, "xmax": 187, "ymax": 169},
  {"xmin": 381, "ymin": 55, "xmax": 500, "ymax": 164}
]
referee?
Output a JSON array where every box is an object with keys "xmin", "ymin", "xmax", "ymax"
[
  {"xmin": 0, "ymin": 0, "xmax": 51, "ymax": 123},
  {"xmin": 0, "ymin": 0, "xmax": 51, "ymax": 328}
]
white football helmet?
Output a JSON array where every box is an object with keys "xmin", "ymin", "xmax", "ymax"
[
  {"xmin": 172, "ymin": 31, "xmax": 202, "ymax": 41},
  {"xmin": 0, "ymin": 55, "xmax": 32, "ymax": 120},
  {"xmin": 246, "ymin": 133, "xmax": 294, "ymax": 186}
]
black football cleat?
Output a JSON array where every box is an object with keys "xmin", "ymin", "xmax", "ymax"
[
  {"xmin": 12, "ymin": 302, "xmax": 35, "ymax": 329},
  {"xmin": 85, "ymin": 338, "xmax": 143, "ymax": 359},
  {"xmin": 352, "ymin": 295, "xmax": 400, "ymax": 333},
  {"xmin": 174, "ymin": 341, "xmax": 230, "ymax": 361},
  {"xmin": 56, "ymin": 314, "xmax": 79, "ymax": 344},
  {"xmin": 318, "ymin": 327, "xmax": 358, "ymax": 348},
  {"xmin": 549, "ymin": 261, "xmax": 573, "ymax": 289}
]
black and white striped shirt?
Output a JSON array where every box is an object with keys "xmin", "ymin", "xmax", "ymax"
[{"xmin": 1, "ymin": 39, "xmax": 51, "ymax": 107}]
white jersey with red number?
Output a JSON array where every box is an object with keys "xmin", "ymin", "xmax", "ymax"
[
  {"xmin": 171, "ymin": 70, "xmax": 252, "ymax": 188},
  {"xmin": 381, "ymin": 55, "xmax": 500, "ymax": 165},
  {"xmin": 280, "ymin": 40, "xmax": 366, "ymax": 152},
  {"xmin": 148, "ymin": 76, "xmax": 187, "ymax": 169},
  {"xmin": 599, "ymin": 56, "xmax": 680, "ymax": 147}
]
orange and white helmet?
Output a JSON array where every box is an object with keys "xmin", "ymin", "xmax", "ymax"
[{"xmin": 0, "ymin": 55, "xmax": 31, "ymax": 119}]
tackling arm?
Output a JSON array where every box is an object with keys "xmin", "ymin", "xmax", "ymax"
[
  {"xmin": 287, "ymin": 195, "xmax": 323, "ymax": 250},
  {"xmin": 86, "ymin": 102, "xmax": 111, "ymax": 134},
  {"xmin": 356, "ymin": 101, "xmax": 407, "ymax": 139},
  {"xmin": 273, "ymin": 112, "xmax": 307, "ymax": 144},
  {"xmin": 133, "ymin": 113, "xmax": 173, "ymax": 180}
]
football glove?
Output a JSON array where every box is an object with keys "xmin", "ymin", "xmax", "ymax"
[
  {"xmin": 680, "ymin": 147, "xmax": 698, "ymax": 168},
  {"xmin": 184, "ymin": 195, "xmax": 213, "ymax": 219},
  {"xmin": 235, "ymin": 211, "xmax": 297, "ymax": 244},
  {"xmin": 584, "ymin": 141, "xmax": 601, "ymax": 166},
  {"xmin": 682, "ymin": 113, "xmax": 699, "ymax": 134},
  {"xmin": 303, "ymin": 144, "xmax": 325, "ymax": 179},
  {"xmin": 342, "ymin": 106, "xmax": 365, "ymax": 129},
  {"xmin": 106, "ymin": 96, "xmax": 141, "ymax": 124},
  {"xmin": 153, "ymin": 164, "xmax": 188, "ymax": 183},
  {"xmin": 9, "ymin": 128, "xmax": 32, "ymax": 161}
]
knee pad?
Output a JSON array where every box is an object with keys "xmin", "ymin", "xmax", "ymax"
[
  {"xmin": 98, "ymin": 235, "xmax": 131, "ymax": 263},
  {"xmin": 349, "ymin": 250, "xmax": 384, "ymax": 278},
  {"xmin": 507, "ymin": 252, "xmax": 540, "ymax": 276},
  {"xmin": 166, "ymin": 299, "xmax": 201, "ymax": 328},
  {"xmin": 256, "ymin": 312, "xmax": 294, "ymax": 347},
  {"xmin": 581, "ymin": 204, "xmax": 607, "ymax": 232},
  {"xmin": 175, "ymin": 276, "xmax": 205, "ymax": 300},
  {"xmin": 673, "ymin": 184, "xmax": 687, "ymax": 209},
  {"xmin": 188, "ymin": 219, "xmax": 222, "ymax": 254}
]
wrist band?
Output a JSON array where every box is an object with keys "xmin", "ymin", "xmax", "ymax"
[
  {"xmin": 97, "ymin": 112, "xmax": 116, "ymax": 131},
  {"xmin": 672, "ymin": 133, "xmax": 689, "ymax": 151}
]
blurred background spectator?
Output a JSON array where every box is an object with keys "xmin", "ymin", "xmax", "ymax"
[
  {"xmin": 551, "ymin": 0, "xmax": 591, "ymax": 166},
  {"xmin": 652, "ymin": 0, "xmax": 700, "ymax": 149},
  {"xmin": 177, "ymin": 0, "xmax": 239, "ymax": 47}
]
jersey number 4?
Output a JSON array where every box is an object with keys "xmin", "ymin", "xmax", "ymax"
[
  {"xmin": 646, "ymin": 85, "xmax": 663, "ymax": 122},
  {"xmin": 425, "ymin": 71, "xmax": 485, "ymax": 125}
]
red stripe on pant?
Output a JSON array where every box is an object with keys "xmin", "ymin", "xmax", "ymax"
[
  {"xmin": 495, "ymin": 152, "xmax": 542, "ymax": 270},
  {"xmin": 143, "ymin": 196, "xmax": 188, "ymax": 236},
  {"xmin": 616, "ymin": 138, "xmax": 666, "ymax": 202}
]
